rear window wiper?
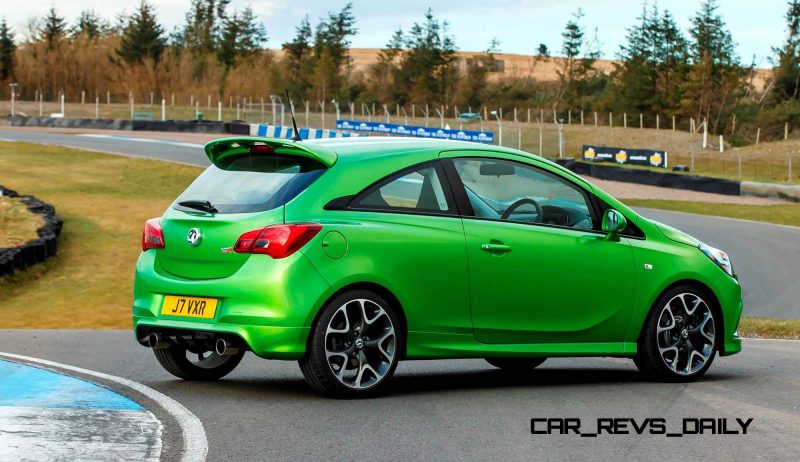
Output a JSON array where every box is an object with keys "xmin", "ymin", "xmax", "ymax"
[{"xmin": 178, "ymin": 200, "xmax": 218, "ymax": 213}]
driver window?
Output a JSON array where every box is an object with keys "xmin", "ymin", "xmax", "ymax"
[{"xmin": 453, "ymin": 158, "xmax": 593, "ymax": 229}]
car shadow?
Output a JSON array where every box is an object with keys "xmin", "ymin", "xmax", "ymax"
[{"xmin": 147, "ymin": 359, "xmax": 740, "ymax": 401}]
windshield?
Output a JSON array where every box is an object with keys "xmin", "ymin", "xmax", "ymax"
[{"xmin": 174, "ymin": 154, "xmax": 325, "ymax": 214}]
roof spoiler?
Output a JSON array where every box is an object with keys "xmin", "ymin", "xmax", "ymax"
[{"xmin": 203, "ymin": 137, "xmax": 337, "ymax": 168}]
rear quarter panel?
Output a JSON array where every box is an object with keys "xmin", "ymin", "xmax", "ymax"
[{"xmin": 286, "ymin": 148, "xmax": 473, "ymax": 336}]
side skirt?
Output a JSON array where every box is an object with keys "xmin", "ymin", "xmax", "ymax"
[{"xmin": 405, "ymin": 331, "xmax": 637, "ymax": 359}]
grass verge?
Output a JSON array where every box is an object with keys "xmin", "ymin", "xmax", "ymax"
[
  {"xmin": 738, "ymin": 317, "xmax": 800, "ymax": 340},
  {"xmin": 0, "ymin": 196, "xmax": 43, "ymax": 248},
  {"xmin": 623, "ymin": 199, "xmax": 800, "ymax": 227},
  {"xmin": 0, "ymin": 142, "xmax": 201, "ymax": 328}
]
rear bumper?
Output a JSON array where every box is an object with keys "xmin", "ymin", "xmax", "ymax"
[
  {"xmin": 132, "ymin": 250, "xmax": 329, "ymax": 360},
  {"xmin": 134, "ymin": 321, "xmax": 310, "ymax": 359}
]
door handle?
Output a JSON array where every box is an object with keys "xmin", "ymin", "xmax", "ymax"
[{"xmin": 481, "ymin": 243, "xmax": 512, "ymax": 254}]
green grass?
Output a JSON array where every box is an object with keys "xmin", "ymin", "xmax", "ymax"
[
  {"xmin": 0, "ymin": 142, "xmax": 201, "ymax": 328},
  {"xmin": 623, "ymin": 199, "xmax": 800, "ymax": 227},
  {"xmin": 739, "ymin": 317, "xmax": 800, "ymax": 340},
  {"xmin": 0, "ymin": 196, "xmax": 43, "ymax": 248}
]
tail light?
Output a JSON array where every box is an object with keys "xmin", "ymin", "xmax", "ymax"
[
  {"xmin": 142, "ymin": 218, "xmax": 165, "ymax": 251},
  {"xmin": 234, "ymin": 223, "xmax": 322, "ymax": 259}
]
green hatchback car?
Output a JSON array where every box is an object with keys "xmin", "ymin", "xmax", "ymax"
[{"xmin": 133, "ymin": 136, "xmax": 742, "ymax": 397}]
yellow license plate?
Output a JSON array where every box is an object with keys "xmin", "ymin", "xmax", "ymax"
[{"xmin": 161, "ymin": 295, "xmax": 218, "ymax": 319}]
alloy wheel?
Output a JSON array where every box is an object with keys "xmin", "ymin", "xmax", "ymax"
[
  {"xmin": 656, "ymin": 293, "xmax": 716, "ymax": 375},
  {"xmin": 324, "ymin": 298, "xmax": 397, "ymax": 390}
]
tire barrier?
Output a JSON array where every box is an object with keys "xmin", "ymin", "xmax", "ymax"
[
  {"xmin": 131, "ymin": 120, "xmax": 226, "ymax": 133},
  {"xmin": 8, "ymin": 116, "xmax": 133, "ymax": 130},
  {"xmin": 555, "ymin": 158, "xmax": 742, "ymax": 196},
  {"xmin": 7, "ymin": 116, "xmax": 232, "ymax": 134},
  {"xmin": 0, "ymin": 186, "xmax": 63, "ymax": 277}
]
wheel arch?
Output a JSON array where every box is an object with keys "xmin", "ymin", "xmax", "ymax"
[
  {"xmin": 636, "ymin": 278, "xmax": 725, "ymax": 351},
  {"xmin": 305, "ymin": 281, "xmax": 409, "ymax": 359}
]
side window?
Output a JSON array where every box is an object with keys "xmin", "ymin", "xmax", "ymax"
[
  {"xmin": 453, "ymin": 158, "xmax": 594, "ymax": 229},
  {"xmin": 351, "ymin": 163, "xmax": 452, "ymax": 213}
]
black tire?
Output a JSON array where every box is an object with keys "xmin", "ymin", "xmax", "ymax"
[
  {"xmin": 299, "ymin": 290, "xmax": 402, "ymax": 398},
  {"xmin": 153, "ymin": 345, "xmax": 244, "ymax": 381},
  {"xmin": 634, "ymin": 284, "xmax": 720, "ymax": 382},
  {"xmin": 485, "ymin": 357, "xmax": 546, "ymax": 371}
]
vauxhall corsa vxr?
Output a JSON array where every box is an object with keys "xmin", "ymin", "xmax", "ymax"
[{"xmin": 133, "ymin": 136, "xmax": 742, "ymax": 397}]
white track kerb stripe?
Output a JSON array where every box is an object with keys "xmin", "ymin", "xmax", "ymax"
[{"xmin": 0, "ymin": 352, "xmax": 208, "ymax": 462}]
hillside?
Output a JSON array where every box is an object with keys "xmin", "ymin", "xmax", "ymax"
[{"xmin": 270, "ymin": 48, "xmax": 771, "ymax": 91}]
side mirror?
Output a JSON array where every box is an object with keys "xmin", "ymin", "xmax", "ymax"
[{"xmin": 602, "ymin": 209, "xmax": 627, "ymax": 237}]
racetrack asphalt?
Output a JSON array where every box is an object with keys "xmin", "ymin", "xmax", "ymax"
[
  {"xmin": 1, "ymin": 331, "xmax": 798, "ymax": 461},
  {"xmin": 1, "ymin": 126, "xmax": 797, "ymax": 318}
]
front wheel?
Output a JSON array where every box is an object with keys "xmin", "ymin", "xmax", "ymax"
[
  {"xmin": 634, "ymin": 286, "xmax": 719, "ymax": 382},
  {"xmin": 485, "ymin": 357, "xmax": 546, "ymax": 371},
  {"xmin": 153, "ymin": 346, "xmax": 244, "ymax": 381},
  {"xmin": 299, "ymin": 290, "xmax": 401, "ymax": 398}
]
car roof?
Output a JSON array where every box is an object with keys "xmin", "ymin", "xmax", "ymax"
[
  {"xmin": 304, "ymin": 136, "xmax": 512, "ymax": 158},
  {"xmin": 303, "ymin": 136, "xmax": 589, "ymax": 188}
]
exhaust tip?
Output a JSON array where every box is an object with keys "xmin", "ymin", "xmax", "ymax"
[
  {"xmin": 147, "ymin": 333, "xmax": 170, "ymax": 349},
  {"xmin": 215, "ymin": 337, "xmax": 240, "ymax": 356}
]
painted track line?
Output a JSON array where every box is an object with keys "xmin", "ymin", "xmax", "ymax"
[{"xmin": 0, "ymin": 352, "xmax": 207, "ymax": 462}]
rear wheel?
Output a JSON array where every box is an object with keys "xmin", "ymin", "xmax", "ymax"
[
  {"xmin": 153, "ymin": 346, "xmax": 244, "ymax": 381},
  {"xmin": 635, "ymin": 285, "xmax": 719, "ymax": 382},
  {"xmin": 485, "ymin": 357, "xmax": 546, "ymax": 371},
  {"xmin": 299, "ymin": 290, "xmax": 401, "ymax": 398}
]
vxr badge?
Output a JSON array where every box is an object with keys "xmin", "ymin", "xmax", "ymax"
[{"xmin": 187, "ymin": 227, "xmax": 202, "ymax": 246}]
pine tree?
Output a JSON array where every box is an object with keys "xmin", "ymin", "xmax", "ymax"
[
  {"xmin": 0, "ymin": 19, "xmax": 15, "ymax": 81},
  {"xmin": 71, "ymin": 10, "xmax": 107, "ymax": 39},
  {"xmin": 689, "ymin": 0, "xmax": 736, "ymax": 67},
  {"xmin": 556, "ymin": 8, "xmax": 599, "ymax": 108},
  {"xmin": 117, "ymin": 1, "xmax": 167, "ymax": 65},
  {"xmin": 313, "ymin": 3, "xmax": 357, "ymax": 71},
  {"xmin": 611, "ymin": 2, "xmax": 688, "ymax": 113},
  {"xmin": 772, "ymin": 0, "xmax": 800, "ymax": 101},
  {"xmin": 657, "ymin": 10, "xmax": 689, "ymax": 109},
  {"xmin": 310, "ymin": 3, "xmax": 357, "ymax": 100},
  {"xmin": 681, "ymin": 0, "xmax": 746, "ymax": 131},
  {"xmin": 216, "ymin": 8, "xmax": 266, "ymax": 72},
  {"xmin": 281, "ymin": 16, "xmax": 313, "ymax": 99},
  {"xmin": 39, "ymin": 8, "xmax": 67, "ymax": 49},
  {"xmin": 366, "ymin": 29, "xmax": 404, "ymax": 103},
  {"xmin": 396, "ymin": 8, "xmax": 457, "ymax": 106},
  {"xmin": 612, "ymin": 4, "xmax": 658, "ymax": 112},
  {"xmin": 537, "ymin": 44, "xmax": 549, "ymax": 58},
  {"xmin": 184, "ymin": 0, "xmax": 229, "ymax": 55}
]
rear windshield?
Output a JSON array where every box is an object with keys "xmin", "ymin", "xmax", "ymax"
[{"xmin": 174, "ymin": 154, "xmax": 326, "ymax": 214}]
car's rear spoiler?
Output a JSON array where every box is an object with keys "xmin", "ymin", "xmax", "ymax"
[{"xmin": 204, "ymin": 137, "xmax": 337, "ymax": 168}]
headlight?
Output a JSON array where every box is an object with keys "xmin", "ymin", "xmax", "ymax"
[{"xmin": 698, "ymin": 243, "xmax": 735, "ymax": 277}]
